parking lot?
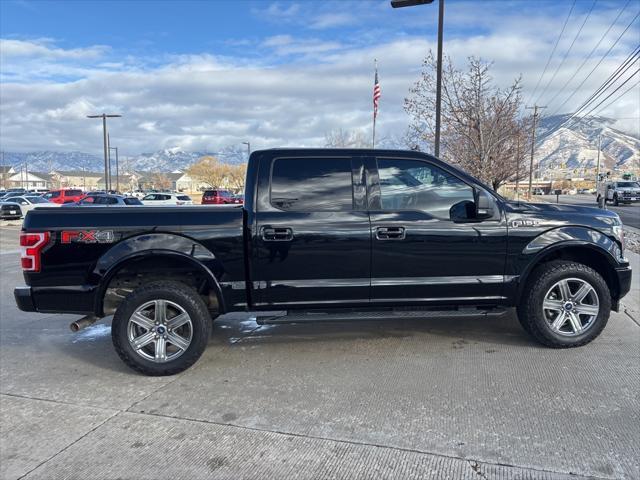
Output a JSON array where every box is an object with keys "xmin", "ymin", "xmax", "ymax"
[{"xmin": 1, "ymin": 224, "xmax": 639, "ymax": 479}]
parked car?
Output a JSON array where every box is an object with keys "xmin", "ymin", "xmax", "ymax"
[
  {"xmin": 64, "ymin": 194, "xmax": 143, "ymax": 207},
  {"xmin": 201, "ymin": 189, "xmax": 235, "ymax": 204},
  {"xmin": 532, "ymin": 188, "xmax": 545, "ymax": 195},
  {"xmin": 2, "ymin": 196, "xmax": 60, "ymax": 216},
  {"xmin": 142, "ymin": 193, "xmax": 193, "ymax": 205},
  {"xmin": 0, "ymin": 191, "xmax": 28, "ymax": 201},
  {"xmin": 0, "ymin": 202, "xmax": 22, "ymax": 219},
  {"xmin": 13, "ymin": 148, "xmax": 633, "ymax": 376},
  {"xmin": 28, "ymin": 188, "xmax": 49, "ymax": 195},
  {"xmin": 42, "ymin": 189, "xmax": 84, "ymax": 204},
  {"xmin": 232, "ymin": 193, "xmax": 244, "ymax": 204}
]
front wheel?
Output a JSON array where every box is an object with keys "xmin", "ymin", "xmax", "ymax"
[
  {"xmin": 517, "ymin": 261, "xmax": 611, "ymax": 348},
  {"xmin": 112, "ymin": 281, "xmax": 212, "ymax": 376}
]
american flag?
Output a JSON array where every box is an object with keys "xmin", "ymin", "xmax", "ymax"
[{"xmin": 373, "ymin": 67, "xmax": 381, "ymax": 119}]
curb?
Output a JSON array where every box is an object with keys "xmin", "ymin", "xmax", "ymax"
[{"xmin": 621, "ymin": 249, "xmax": 639, "ymax": 323}]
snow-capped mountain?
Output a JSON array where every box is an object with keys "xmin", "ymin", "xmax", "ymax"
[
  {"xmin": 535, "ymin": 115, "xmax": 639, "ymax": 174},
  {"xmin": 2, "ymin": 145, "xmax": 249, "ymax": 173}
]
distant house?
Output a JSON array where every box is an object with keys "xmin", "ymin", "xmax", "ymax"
[
  {"xmin": 7, "ymin": 170, "xmax": 52, "ymax": 190},
  {"xmin": 96, "ymin": 173, "xmax": 141, "ymax": 192},
  {"xmin": 50, "ymin": 170, "xmax": 103, "ymax": 190},
  {"xmin": 175, "ymin": 172, "xmax": 212, "ymax": 192},
  {"xmin": 0, "ymin": 165, "xmax": 16, "ymax": 189}
]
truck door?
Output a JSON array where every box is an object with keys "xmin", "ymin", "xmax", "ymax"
[
  {"xmin": 368, "ymin": 155, "xmax": 508, "ymax": 305},
  {"xmin": 252, "ymin": 153, "xmax": 370, "ymax": 309}
]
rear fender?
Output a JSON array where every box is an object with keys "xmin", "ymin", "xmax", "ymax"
[{"xmin": 94, "ymin": 233, "xmax": 225, "ymax": 315}]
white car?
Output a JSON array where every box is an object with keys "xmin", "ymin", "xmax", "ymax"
[
  {"xmin": 1, "ymin": 195, "xmax": 60, "ymax": 217},
  {"xmin": 141, "ymin": 193, "xmax": 193, "ymax": 205}
]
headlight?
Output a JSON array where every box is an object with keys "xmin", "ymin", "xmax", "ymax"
[{"xmin": 612, "ymin": 224, "xmax": 625, "ymax": 255}]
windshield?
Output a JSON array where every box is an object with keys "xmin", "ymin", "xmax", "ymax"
[
  {"xmin": 26, "ymin": 197, "xmax": 48, "ymax": 203},
  {"xmin": 616, "ymin": 182, "xmax": 639, "ymax": 188}
]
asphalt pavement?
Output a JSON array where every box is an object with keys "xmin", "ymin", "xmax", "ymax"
[
  {"xmin": 0, "ymin": 225, "xmax": 639, "ymax": 479},
  {"xmin": 542, "ymin": 193, "xmax": 640, "ymax": 229}
]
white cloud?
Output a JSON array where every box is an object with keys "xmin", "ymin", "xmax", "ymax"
[
  {"xmin": 309, "ymin": 13, "xmax": 356, "ymax": 29},
  {"xmin": 0, "ymin": 2, "xmax": 638, "ymax": 155},
  {"xmin": 0, "ymin": 38, "xmax": 108, "ymax": 59}
]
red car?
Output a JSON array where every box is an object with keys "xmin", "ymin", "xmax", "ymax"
[
  {"xmin": 201, "ymin": 189, "xmax": 238, "ymax": 204},
  {"xmin": 42, "ymin": 189, "xmax": 84, "ymax": 204}
]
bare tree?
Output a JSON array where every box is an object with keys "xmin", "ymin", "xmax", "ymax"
[
  {"xmin": 324, "ymin": 129, "xmax": 369, "ymax": 148},
  {"xmin": 186, "ymin": 156, "xmax": 225, "ymax": 188},
  {"xmin": 151, "ymin": 173, "xmax": 172, "ymax": 191},
  {"xmin": 405, "ymin": 53, "xmax": 530, "ymax": 190}
]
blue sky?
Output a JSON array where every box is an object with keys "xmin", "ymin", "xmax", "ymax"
[{"xmin": 1, "ymin": 0, "xmax": 638, "ymax": 154}]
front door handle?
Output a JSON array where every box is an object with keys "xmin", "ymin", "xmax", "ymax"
[
  {"xmin": 261, "ymin": 227, "xmax": 294, "ymax": 241},
  {"xmin": 376, "ymin": 226, "xmax": 405, "ymax": 240}
]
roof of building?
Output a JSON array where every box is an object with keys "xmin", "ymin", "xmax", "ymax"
[{"xmin": 53, "ymin": 170, "xmax": 104, "ymax": 178}]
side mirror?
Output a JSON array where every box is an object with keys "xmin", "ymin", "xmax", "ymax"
[{"xmin": 475, "ymin": 190, "xmax": 495, "ymax": 219}]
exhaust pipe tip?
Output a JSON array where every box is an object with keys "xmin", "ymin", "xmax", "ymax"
[{"xmin": 70, "ymin": 315, "xmax": 99, "ymax": 332}]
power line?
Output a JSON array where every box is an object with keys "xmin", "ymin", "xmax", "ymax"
[
  {"xmin": 537, "ymin": 61, "xmax": 639, "ymax": 143},
  {"xmin": 534, "ymin": 0, "xmax": 598, "ymax": 105},
  {"xmin": 538, "ymin": 47, "xmax": 640, "ymax": 140},
  {"xmin": 524, "ymin": 0, "xmax": 576, "ymax": 106},
  {"xmin": 592, "ymin": 78, "xmax": 640, "ymax": 116},
  {"xmin": 547, "ymin": 10, "xmax": 640, "ymax": 117},
  {"xmin": 542, "ymin": 0, "xmax": 631, "ymax": 109}
]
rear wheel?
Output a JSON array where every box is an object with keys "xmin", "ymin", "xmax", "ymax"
[
  {"xmin": 112, "ymin": 281, "xmax": 212, "ymax": 376},
  {"xmin": 518, "ymin": 261, "xmax": 611, "ymax": 348}
]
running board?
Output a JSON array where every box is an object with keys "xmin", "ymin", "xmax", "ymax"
[{"xmin": 256, "ymin": 307, "xmax": 508, "ymax": 325}]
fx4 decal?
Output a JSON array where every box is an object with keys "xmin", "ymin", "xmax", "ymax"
[{"xmin": 61, "ymin": 230, "xmax": 116, "ymax": 244}]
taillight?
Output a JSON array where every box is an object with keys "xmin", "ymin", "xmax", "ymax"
[{"xmin": 20, "ymin": 232, "xmax": 50, "ymax": 272}]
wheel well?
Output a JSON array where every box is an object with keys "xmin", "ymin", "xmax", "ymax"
[
  {"xmin": 100, "ymin": 255, "xmax": 222, "ymax": 316},
  {"xmin": 520, "ymin": 246, "xmax": 619, "ymax": 302}
]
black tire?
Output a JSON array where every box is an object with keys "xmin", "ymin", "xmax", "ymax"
[
  {"xmin": 112, "ymin": 281, "xmax": 212, "ymax": 376},
  {"xmin": 518, "ymin": 260, "xmax": 611, "ymax": 348}
]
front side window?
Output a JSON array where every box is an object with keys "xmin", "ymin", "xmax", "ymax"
[
  {"xmin": 377, "ymin": 158, "xmax": 474, "ymax": 219},
  {"xmin": 44, "ymin": 191, "xmax": 60, "ymax": 199},
  {"xmin": 66, "ymin": 190, "xmax": 82, "ymax": 196},
  {"xmin": 142, "ymin": 194, "xmax": 156, "ymax": 201},
  {"xmin": 270, "ymin": 157, "xmax": 353, "ymax": 211}
]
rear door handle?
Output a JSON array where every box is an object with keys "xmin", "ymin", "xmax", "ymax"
[
  {"xmin": 261, "ymin": 227, "xmax": 294, "ymax": 241},
  {"xmin": 376, "ymin": 226, "xmax": 405, "ymax": 240}
]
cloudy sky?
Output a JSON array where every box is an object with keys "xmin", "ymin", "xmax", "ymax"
[{"xmin": 1, "ymin": 0, "xmax": 638, "ymax": 155}]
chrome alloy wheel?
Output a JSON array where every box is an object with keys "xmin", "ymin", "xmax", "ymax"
[
  {"xmin": 127, "ymin": 299, "xmax": 193, "ymax": 363},
  {"xmin": 542, "ymin": 278, "xmax": 600, "ymax": 336}
]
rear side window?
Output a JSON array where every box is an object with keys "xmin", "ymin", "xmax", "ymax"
[
  {"xmin": 177, "ymin": 195, "xmax": 191, "ymax": 201},
  {"xmin": 270, "ymin": 158, "xmax": 353, "ymax": 211},
  {"xmin": 66, "ymin": 190, "xmax": 82, "ymax": 196},
  {"xmin": 124, "ymin": 198, "xmax": 142, "ymax": 205}
]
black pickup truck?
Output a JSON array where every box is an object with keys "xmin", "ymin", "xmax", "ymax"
[{"xmin": 15, "ymin": 149, "xmax": 632, "ymax": 375}]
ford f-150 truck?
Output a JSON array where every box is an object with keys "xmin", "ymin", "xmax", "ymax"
[{"xmin": 15, "ymin": 149, "xmax": 632, "ymax": 375}]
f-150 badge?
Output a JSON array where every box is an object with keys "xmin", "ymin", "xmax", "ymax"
[
  {"xmin": 511, "ymin": 219, "xmax": 540, "ymax": 228},
  {"xmin": 61, "ymin": 230, "xmax": 115, "ymax": 244}
]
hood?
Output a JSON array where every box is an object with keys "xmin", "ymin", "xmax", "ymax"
[{"xmin": 505, "ymin": 201, "xmax": 617, "ymax": 218}]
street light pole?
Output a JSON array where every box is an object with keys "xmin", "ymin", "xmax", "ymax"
[
  {"xmin": 242, "ymin": 141, "xmax": 251, "ymax": 159},
  {"xmin": 87, "ymin": 113, "xmax": 121, "ymax": 192},
  {"xmin": 391, "ymin": 0, "xmax": 443, "ymax": 157}
]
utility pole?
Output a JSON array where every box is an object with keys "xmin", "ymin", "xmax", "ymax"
[
  {"xmin": 526, "ymin": 105, "xmax": 546, "ymax": 198},
  {"xmin": 595, "ymin": 133, "xmax": 602, "ymax": 191},
  {"xmin": 109, "ymin": 143, "xmax": 119, "ymax": 192},
  {"xmin": 515, "ymin": 135, "xmax": 521, "ymax": 201},
  {"xmin": 391, "ymin": 0, "xmax": 443, "ymax": 157},
  {"xmin": 87, "ymin": 113, "xmax": 121, "ymax": 192},
  {"xmin": 242, "ymin": 141, "xmax": 251, "ymax": 160}
]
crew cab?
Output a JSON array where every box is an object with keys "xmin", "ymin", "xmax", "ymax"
[{"xmin": 15, "ymin": 149, "xmax": 632, "ymax": 376}]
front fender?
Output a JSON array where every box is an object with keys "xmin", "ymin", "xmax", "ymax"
[{"xmin": 515, "ymin": 226, "xmax": 623, "ymax": 301}]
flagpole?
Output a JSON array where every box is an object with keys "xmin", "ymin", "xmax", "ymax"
[{"xmin": 372, "ymin": 59, "xmax": 377, "ymax": 148}]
